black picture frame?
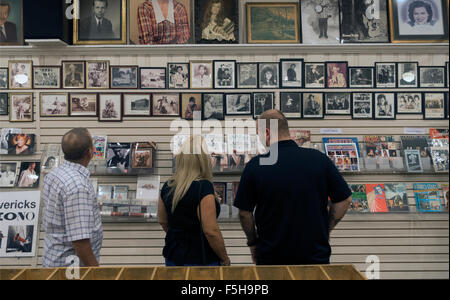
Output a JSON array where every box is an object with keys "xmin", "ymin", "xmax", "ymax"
[
  {"xmin": 279, "ymin": 92, "xmax": 302, "ymax": 119},
  {"xmin": 373, "ymin": 92, "xmax": 397, "ymax": 120},
  {"xmin": 213, "ymin": 60, "xmax": 237, "ymax": 89},
  {"xmin": 236, "ymin": 63, "xmax": 258, "ymax": 89},
  {"xmin": 304, "ymin": 62, "xmax": 326, "ymax": 89},
  {"xmin": 375, "ymin": 62, "xmax": 397, "ymax": 88},
  {"xmin": 123, "ymin": 93, "xmax": 151, "ymax": 117},
  {"xmin": 423, "ymin": 92, "xmax": 447, "ymax": 120},
  {"xmin": 258, "ymin": 63, "xmax": 279, "ymax": 89},
  {"xmin": 110, "ymin": 65, "xmax": 139, "ymax": 89},
  {"xmin": 325, "ymin": 92, "xmax": 352, "ymax": 115},
  {"xmin": 0, "ymin": 68, "xmax": 8, "ymax": 89},
  {"xmin": 167, "ymin": 63, "xmax": 190, "ymax": 89},
  {"xmin": 225, "ymin": 93, "xmax": 253, "ymax": 116},
  {"xmin": 446, "ymin": 61, "xmax": 449, "ymax": 87},
  {"xmin": 325, "ymin": 61, "xmax": 349, "ymax": 89},
  {"xmin": 280, "ymin": 59, "xmax": 304, "ymax": 89},
  {"xmin": 351, "ymin": 92, "xmax": 373, "ymax": 119},
  {"xmin": 253, "ymin": 92, "xmax": 275, "ymax": 119},
  {"xmin": 302, "ymin": 92, "xmax": 324, "ymax": 119},
  {"xmin": 0, "ymin": 92, "xmax": 8, "ymax": 115},
  {"xmin": 396, "ymin": 92, "xmax": 423, "ymax": 114},
  {"xmin": 397, "ymin": 62, "xmax": 419, "ymax": 88},
  {"xmin": 419, "ymin": 66, "xmax": 446, "ymax": 88},
  {"xmin": 349, "ymin": 67, "xmax": 375, "ymax": 88},
  {"xmin": 300, "ymin": 0, "xmax": 341, "ymax": 45},
  {"xmin": 140, "ymin": 67, "xmax": 167, "ymax": 90},
  {"xmin": 98, "ymin": 93, "xmax": 123, "ymax": 122},
  {"xmin": 32, "ymin": 66, "xmax": 61, "ymax": 89},
  {"xmin": 202, "ymin": 93, "xmax": 225, "ymax": 120},
  {"xmin": 151, "ymin": 93, "xmax": 182, "ymax": 118}
]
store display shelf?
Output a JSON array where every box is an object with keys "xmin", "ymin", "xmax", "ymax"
[{"xmin": 214, "ymin": 170, "xmax": 448, "ymax": 176}]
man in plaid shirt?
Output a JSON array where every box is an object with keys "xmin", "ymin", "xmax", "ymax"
[
  {"xmin": 138, "ymin": 0, "xmax": 190, "ymax": 44},
  {"xmin": 42, "ymin": 128, "xmax": 102, "ymax": 267}
]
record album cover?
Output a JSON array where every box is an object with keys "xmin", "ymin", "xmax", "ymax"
[
  {"xmin": 349, "ymin": 184, "xmax": 369, "ymax": 212},
  {"xmin": 365, "ymin": 184, "xmax": 389, "ymax": 213},
  {"xmin": 413, "ymin": 183, "xmax": 442, "ymax": 212}
]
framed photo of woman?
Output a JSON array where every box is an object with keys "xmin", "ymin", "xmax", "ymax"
[
  {"xmin": 259, "ymin": 63, "xmax": 279, "ymax": 89},
  {"xmin": 325, "ymin": 62, "xmax": 348, "ymax": 88},
  {"xmin": 374, "ymin": 92, "xmax": 396, "ymax": 120},
  {"xmin": 388, "ymin": 0, "xmax": 449, "ymax": 43}
]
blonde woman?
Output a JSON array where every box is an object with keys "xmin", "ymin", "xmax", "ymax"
[{"xmin": 158, "ymin": 136, "xmax": 230, "ymax": 266}]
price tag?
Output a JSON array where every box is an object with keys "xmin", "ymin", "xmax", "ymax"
[
  {"xmin": 404, "ymin": 128, "xmax": 426, "ymax": 135},
  {"xmin": 320, "ymin": 128, "xmax": 343, "ymax": 134}
]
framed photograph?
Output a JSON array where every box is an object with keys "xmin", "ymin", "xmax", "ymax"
[
  {"xmin": 375, "ymin": 62, "xmax": 397, "ymax": 88},
  {"xmin": 190, "ymin": 61, "xmax": 213, "ymax": 89},
  {"xmin": 352, "ymin": 92, "xmax": 373, "ymax": 119},
  {"xmin": 303, "ymin": 93, "xmax": 324, "ymax": 119},
  {"xmin": 225, "ymin": 93, "xmax": 252, "ymax": 116},
  {"xmin": 40, "ymin": 93, "xmax": 69, "ymax": 117},
  {"xmin": 129, "ymin": 0, "xmax": 193, "ymax": 45},
  {"xmin": 389, "ymin": 0, "xmax": 449, "ymax": 43},
  {"xmin": 340, "ymin": 0, "xmax": 390, "ymax": 43},
  {"xmin": 152, "ymin": 93, "xmax": 181, "ymax": 117},
  {"xmin": 86, "ymin": 60, "xmax": 110, "ymax": 89},
  {"xmin": 62, "ymin": 61, "xmax": 86, "ymax": 89},
  {"xmin": 0, "ymin": 0, "xmax": 23, "ymax": 45},
  {"xmin": 326, "ymin": 62, "xmax": 349, "ymax": 88},
  {"xmin": 280, "ymin": 92, "xmax": 302, "ymax": 119},
  {"xmin": 397, "ymin": 92, "xmax": 423, "ymax": 114},
  {"xmin": 259, "ymin": 63, "xmax": 279, "ymax": 89},
  {"xmin": 0, "ymin": 93, "xmax": 8, "ymax": 115},
  {"xmin": 181, "ymin": 93, "xmax": 202, "ymax": 120},
  {"xmin": 195, "ymin": 0, "xmax": 238, "ymax": 44},
  {"xmin": 374, "ymin": 92, "xmax": 396, "ymax": 119},
  {"xmin": 237, "ymin": 63, "xmax": 258, "ymax": 89},
  {"xmin": 0, "ymin": 68, "xmax": 8, "ymax": 89},
  {"xmin": 7, "ymin": 133, "xmax": 35, "ymax": 155},
  {"xmin": 246, "ymin": 2, "xmax": 300, "ymax": 44},
  {"xmin": 123, "ymin": 93, "xmax": 151, "ymax": 117},
  {"xmin": 349, "ymin": 67, "xmax": 374, "ymax": 88},
  {"xmin": 253, "ymin": 93, "xmax": 274, "ymax": 119},
  {"xmin": 131, "ymin": 142, "xmax": 155, "ymax": 169},
  {"xmin": 74, "ymin": 0, "xmax": 126, "ymax": 45},
  {"xmin": 140, "ymin": 67, "xmax": 167, "ymax": 89},
  {"xmin": 420, "ymin": 66, "xmax": 446, "ymax": 88},
  {"xmin": 16, "ymin": 162, "xmax": 40, "ymax": 188},
  {"xmin": 405, "ymin": 149, "xmax": 423, "ymax": 172},
  {"xmin": 9, "ymin": 60, "xmax": 32, "ymax": 90},
  {"xmin": 0, "ymin": 162, "xmax": 18, "ymax": 188},
  {"xmin": 213, "ymin": 60, "xmax": 236, "ymax": 89},
  {"xmin": 99, "ymin": 93, "xmax": 122, "ymax": 122},
  {"xmin": 168, "ymin": 63, "xmax": 189, "ymax": 89},
  {"xmin": 280, "ymin": 59, "xmax": 303, "ymax": 88},
  {"xmin": 431, "ymin": 147, "xmax": 449, "ymax": 172},
  {"xmin": 9, "ymin": 93, "xmax": 32, "ymax": 122},
  {"xmin": 32, "ymin": 66, "xmax": 61, "ymax": 89},
  {"xmin": 202, "ymin": 93, "xmax": 225, "ymax": 120},
  {"xmin": 423, "ymin": 92, "xmax": 446, "ymax": 119},
  {"xmin": 304, "ymin": 63, "xmax": 325, "ymax": 88},
  {"xmin": 325, "ymin": 93, "xmax": 351, "ymax": 115},
  {"xmin": 69, "ymin": 93, "xmax": 98, "ymax": 117},
  {"xmin": 301, "ymin": 0, "xmax": 340, "ymax": 44},
  {"xmin": 110, "ymin": 65, "xmax": 138, "ymax": 89},
  {"xmin": 397, "ymin": 62, "xmax": 419, "ymax": 88}
]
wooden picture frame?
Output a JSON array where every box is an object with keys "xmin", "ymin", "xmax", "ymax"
[
  {"xmin": 69, "ymin": 93, "xmax": 98, "ymax": 117},
  {"xmin": 98, "ymin": 93, "xmax": 123, "ymax": 122},
  {"xmin": 123, "ymin": 93, "xmax": 151, "ymax": 117},
  {"xmin": 0, "ymin": 0, "xmax": 24, "ymax": 46},
  {"xmin": 62, "ymin": 61, "xmax": 86, "ymax": 89},
  {"xmin": 8, "ymin": 60, "xmax": 33, "ymax": 90},
  {"xmin": 190, "ymin": 61, "xmax": 213, "ymax": 89},
  {"xmin": 40, "ymin": 92, "xmax": 69, "ymax": 117},
  {"xmin": 9, "ymin": 92, "xmax": 33, "ymax": 122},
  {"xmin": 110, "ymin": 65, "xmax": 138, "ymax": 89},
  {"xmin": 86, "ymin": 60, "xmax": 110, "ymax": 89},
  {"xmin": 140, "ymin": 67, "xmax": 167, "ymax": 89},
  {"xmin": 33, "ymin": 66, "xmax": 61, "ymax": 89},
  {"xmin": 152, "ymin": 93, "xmax": 181, "ymax": 117}
]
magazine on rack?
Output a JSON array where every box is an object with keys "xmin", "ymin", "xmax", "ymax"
[
  {"xmin": 93, "ymin": 136, "xmax": 107, "ymax": 161},
  {"xmin": 106, "ymin": 143, "xmax": 131, "ymax": 173},
  {"xmin": 349, "ymin": 184, "xmax": 369, "ymax": 213},
  {"xmin": 384, "ymin": 183, "xmax": 409, "ymax": 212},
  {"xmin": 430, "ymin": 147, "xmax": 449, "ymax": 173},
  {"xmin": 443, "ymin": 184, "xmax": 449, "ymax": 212},
  {"xmin": 323, "ymin": 137, "xmax": 360, "ymax": 172},
  {"xmin": 400, "ymin": 136, "xmax": 431, "ymax": 158},
  {"xmin": 0, "ymin": 128, "xmax": 21, "ymax": 154},
  {"xmin": 363, "ymin": 136, "xmax": 393, "ymax": 158},
  {"xmin": 136, "ymin": 176, "xmax": 160, "ymax": 206},
  {"xmin": 413, "ymin": 183, "xmax": 442, "ymax": 212},
  {"xmin": 365, "ymin": 184, "xmax": 389, "ymax": 213}
]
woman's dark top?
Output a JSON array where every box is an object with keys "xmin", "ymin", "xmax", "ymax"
[{"xmin": 161, "ymin": 180, "xmax": 221, "ymax": 265}]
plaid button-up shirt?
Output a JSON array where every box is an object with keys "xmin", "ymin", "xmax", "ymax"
[
  {"xmin": 41, "ymin": 161, "xmax": 102, "ymax": 268},
  {"xmin": 138, "ymin": 0, "xmax": 191, "ymax": 44}
]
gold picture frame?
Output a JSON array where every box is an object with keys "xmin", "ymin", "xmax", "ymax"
[
  {"xmin": 40, "ymin": 92, "xmax": 69, "ymax": 117},
  {"xmin": 8, "ymin": 60, "xmax": 33, "ymax": 90},
  {"xmin": 9, "ymin": 92, "xmax": 33, "ymax": 122}
]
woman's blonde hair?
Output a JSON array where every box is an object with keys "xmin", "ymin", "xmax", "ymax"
[{"xmin": 168, "ymin": 135, "xmax": 213, "ymax": 212}]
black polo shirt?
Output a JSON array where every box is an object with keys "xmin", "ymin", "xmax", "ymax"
[{"xmin": 234, "ymin": 140, "xmax": 352, "ymax": 265}]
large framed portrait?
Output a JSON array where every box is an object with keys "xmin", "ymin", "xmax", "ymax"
[
  {"xmin": 123, "ymin": 93, "xmax": 151, "ymax": 117},
  {"xmin": 304, "ymin": 62, "xmax": 325, "ymax": 88},
  {"xmin": 253, "ymin": 92, "xmax": 274, "ymax": 119},
  {"xmin": 213, "ymin": 60, "xmax": 236, "ymax": 89},
  {"xmin": 302, "ymin": 93, "xmax": 324, "ymax": 119},
  {"xmin": 325, "ymin": 92, "xmax": 351, "ymax": 115},
  {"xmin": 423, "ymin": 92, "xmax": 446, "ymax": 119},
  {"xmin": 33, "ymin": 66, "xmax": 61, "ymax": 89},
  {"xmin": 340, "ymin": 0, "xmax": 389, "ymax": 43},
  {"xmin": 0, "ymin": 0, "xmax": 23, "ymax": 45},
  {"xmin": 352, "ymin": 92, "xmax": 373, "ymax": 119},
  {"xmin": 0, "ymin": 92, "xmax": 8, "ymax": 115},
  {"xmin": 374, "ymin": 92, "xmax": 396, "ymax": 119},
  {"xmin": 0, "ymin": 162, "xmax": 18, "ymax": 188},
  {"xmin": 140, "ymin": 67, "xmax": 167, "ymax": 89},
  {"xmin": 168, "ymin": 63, "xmax": 189, "ymax": 89},
  {"xmin": 190, "ymin": 61, "xmax": 213, "ymax": 89},
  {"xmin": 181, "ymin": 93, "xmax": 202, "ymax": 120},
  {"xmin": 420, "ymin": 66, "xmax": 446, "ymax": 88},
  {"xmin": 237, "ymin": 63, "xmax": 258, "ymax": 89},
  {"xmin": 259, "ymin": 63, "xmax": 279, "ymax": 89},
  {"xmin": 74, "ymin": 0, "xmax": 126, "ymax": 45},
  {"xmin": 349, "ymin": 67, "xmax": 374, "ymax": 88},
  {"xmin": 9, "ymin": 60, "xmax": 32, "ymax": 90},
  {"xmin": 397, "ymin": 92, "xmax": 423, "ymax": 114},
  {"xmin": 129, "ymin": 0, "xmax": 193, "ymax": 45},
  {"xmin": 86, "ymin": 60, "xmax": 110, "ymax": 89},
  {"xmin": 246, "ymin": 2, "xmax": 301, "ymax": 44},
  {"xmin": 195, "ymin": 0, "xmax": 238, "ymax": 44},
  {"xmin": 389, "ymin": 0, "xmax": 449, "ymax": 42},
  {"xmin": 69, "ymin": 93, "xmax": 98, "ymax": 116},
  {"xmin": 280, "ymin": 92, "xmax": 302, "ymax": 119},
  {"xmin": 152, "ymin": 93, "xmax": 181, "ymax": 117},
  {"xmin": 301, "ymin": 0, "xmax": 340, "ymax": 44},
  {"xmin": 98, "ymin": 93, "xmax": 122, "ymax": 122},
  {"xmin": 280, "ymin": 59, "xmax": 303, "ymax": 88},
  {"xmin": 397, "ymin": 62, "xmax": 419, "ymax": 88},
  {"xmin": 9, "ymin": 93, "xmax": 33, "ymax": 122},
  {"xmin": 0, "ymin": 68, "xmax": 8, "ymax": 89},
  {"xmin": 225, "ymin": 93, "xmax": 252, "ymax": 116},
  {"xmin": 375, "ymin": 62, "xmax": 397, "ymax": 88},
  {"xmin": 40, "ymin": 93, "xmax": 69, "ymax": 117},
  {"xmin": 325, "ymin": 62, "xmax": 348, "ymax": 88},
  {"xmin": 62, "ymin": 61, "xmax": 86, "ymax": 89},
  {"xmin": 202, "ymin": 93, "xmax": 224, "ymax": 120},
  {"xmin": 110, "ymin": 65, "xmax": 138, "ymax": 89}
]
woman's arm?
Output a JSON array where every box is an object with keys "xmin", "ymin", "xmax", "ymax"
[
  {"xmin": 158, "ymin": 197, "xmax": 169, "ymax": 233},
  {"xmin": 198, "ymin": 195, "xmax": 230, "ymax": 265}
]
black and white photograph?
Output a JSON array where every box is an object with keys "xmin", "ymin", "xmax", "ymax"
[
  {"xmin": 181, "ymin": 93, "xmax": 202, "ymax": 120},
  {"xmin": 374, "ymin": 93, "xmax": 396, "ymax": 119},
  {"xmin": 123, "ymin": 93, "xmax": 151, "ymax": 117},
  {"xmin": 106, "ymin": 143, "xmax": 131, "ymax": 173},
  {"xmin": 303, "ymin": 93, "xmax": 324, "ymax": 118},
  {"xmin": 431, "ymin": 147, "xmax": 449, "ymax": 172},
  {"xmin": 86, "ymin": 61, "xmax": 109, "ymax": 89},
  {"xmin": 259, "ymin": 63, "xmax": 279, "ymax": 89},
  {"xmin": 62, "ymin": 61, "xmax": 85, "ymax": 89},
  {"xmin": 349, "ymin": 67, "xmax": 374, "ymax": 88},
  {"xmin": 168, "ymin": 63, "xmax": 189, "ymax": 89},
  {"xmin": 375, "ymin": 62, "xmax": 397, "ymax": 88},
  {"xmin": 0, "ymin": 93, "xmax": 8, "ymax": 115},
  {"xmin": 190, "ymin": 61, "xmax": 213, "ymax": 89},
  {"xmin": 325, "ymin": 93, "xmax": 351, "ymax": 115},
  {"xmin": 304, "ymin": 63, "xmax": 325, "ymax": 88},
  {"xmin": 16, "ymin": 162, "xmax": 40, "ymax": 188},
  {"xmin": 202, "ymin": 93, "xmax": 225, "ymax": 120},
  {"xmin": 9, "ymin": 93, "xmax": 32, "ymax": 122},
  {"xmin": 237, "ymin": 63, "xmax": 258, "ymax": 89},
  {"xmin": 280, "ymin": 59, "xmax": 303, "ymax": 88},
  {"xmin": 225, "ymin": 93, "xmax": 252, "ymax": 116},
  {"xmin": 98, "ymin": 93, "xmax": 122, "ymax": 122},
  {"xmin": 0, "ymin": 162, "xmax": 17, "ymax": 187},
  {"xmin": 42, "ymin": 155, "xmax": 59, "ymax": 173},
  {"xmin": 301, "ymin": 0, "xmax": 340, "ymax": 44},
  {"xmin": 9, "ymin": 60, "xmax": 32, "ymax": 90},
  {"xmin": 340, "ymin": 0, "xmax": 389, "ymax": 43},
  {"xmin": 152, "ymin": 93, "xmax": 181, "ymax": 117},
  {"xmin": 140, "ymin": 68, "xmax": 167, "ymax": 89},
  {"xmin": 280, "ymin": 93, "xmax": 302, "ymax": 119},
  {"xmin": 0, "ymin": 68, "xmax": 8, "ymax": 89},
  {"xmin": 69, "ymin": 93, "xmax": 97, "ymax": 116},
  {"xmin": 253, "ymin": 93, "xmax": 274, "ymax": 119},
  {"xmin": 352, "ymin": 92, "xmax": 373, "ymax": 119},
  {"xmin": 397, "ymin": 62, "xmax": 419, "ymax": 88},
  {"xmin": 424, "ymin": 92, "xmax": 445, "ymax": 119},
  {"xmin": 420, "ymin": 66, "xmax": 445, "ymax": 88},
  {"xmin": 214, "ymin": 61, "xmax": 236, "ymax": 89},
  {"xmin": 110, "ymin": 66, "xmax": 138, "ymax": 89},
  {"xmin": 40, "ymin": 93, "xmax": 69, "ymax": 117},
  {"xmin": 397, "ymin": 92, "xmax": 422, "ymax": 114},
  {"xmin": 33, "ymin": 66, "xmax": 60, "ymax": 89},
  {"xmin": 405, "ymin": 149, "xmax": 423, "ymax": 172}
]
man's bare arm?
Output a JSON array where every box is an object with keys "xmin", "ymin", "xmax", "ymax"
[
  {"xmin": 239, "ymin": 210, "xmax": 258, "ymax": 245},
  {"xmin": 72, "ymin": 239, "xmax": 99, "ymax": 267},
  {"xmin": 328, "ymin": 196, "xmax": 352, "ymax": 235}
]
